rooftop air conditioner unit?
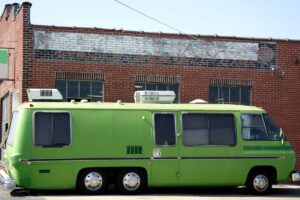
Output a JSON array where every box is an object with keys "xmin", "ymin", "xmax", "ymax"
[
  {"xmin": 134, "ymin": 91, "xmax": 175, "ymax": 104},
  {"xmin": 27, "ymin": 89, "xmax": 63, "ymax": 102}
]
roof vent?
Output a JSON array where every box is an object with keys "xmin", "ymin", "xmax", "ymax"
[
  {"xmin": 27, "ymin": 89, "xmax": 63, "ymax": 102},
  {"xmin": 134, "ymin": 91, "xmax": 175, "ymax": 104},
  {"xmin": 189, "ymin": 99, "xmax": 208, "ymax": 104}
]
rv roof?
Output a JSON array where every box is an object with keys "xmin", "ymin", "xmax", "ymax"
[{"xmin": 18, "ymin": 102, "xmax": 265, "ymax": 112}]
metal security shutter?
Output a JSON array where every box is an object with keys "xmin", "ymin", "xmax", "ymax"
[{"xmin": 1, "ymin": 94, "xmax": 9, "ymax": 159}]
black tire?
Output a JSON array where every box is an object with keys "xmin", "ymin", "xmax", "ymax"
[
  {"xmin": 77, "ymin": 169, "xmax": 108, "ymax": 195},
  {"xmin": 246, "ymin": 171, "xmax": 272, "ymax": 195},
  {"xmin": 116, "ymin": 169, "xmax": 146, "ymax": 194}
]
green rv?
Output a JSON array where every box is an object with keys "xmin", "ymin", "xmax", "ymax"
[{"xmin": 0, "ymin": 89, "xmax": 299, "ymax": 195}]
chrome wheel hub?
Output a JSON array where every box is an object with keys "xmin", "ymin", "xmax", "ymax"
[
  {"xmin": 123, "ymin": 172, "xmax": 141, "ymax": 191},
  {"xmin": 84, "ymin": 172, "xmax": 103, "ymax": 191},
  {"xmin": 253, "ymin": 174, "xmax": 268, "ymax": 192}
]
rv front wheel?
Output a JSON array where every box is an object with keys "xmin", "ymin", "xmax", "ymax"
[
  {"xmin": 77, "ymin": 169, "xmax": 108, "ymax": 194},
  {"xmin": 117, "ymin": 169, "xmax": 146, "ymax": 194},
  {"xmin": 247, "ymin": 171, "xmax": 272, "ymax": 195}
]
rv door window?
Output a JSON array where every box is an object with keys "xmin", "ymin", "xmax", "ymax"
[
  {"xmin": 154, "ymin": 113, "xmax": 176, "ymax": 146},
  {"xmin": 34, "ymin": 112, "xmax": 71, "ymax": 147},
  {"xmin": 241, "ymin": 114, "xmax": 268, "ymax": 140}
]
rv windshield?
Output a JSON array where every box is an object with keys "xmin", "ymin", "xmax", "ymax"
[
  {"xmin": 263, "ymin": 113, "xmax": 281, "ymax": 141},
  {"xmin": 6, "ymin": 111, "xmax": 19, "ymax": 146}
]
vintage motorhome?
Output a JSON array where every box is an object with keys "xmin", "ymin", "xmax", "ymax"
[{"xmin": 0, "ymin": 89, "xmax": 299, "ymax": 195}]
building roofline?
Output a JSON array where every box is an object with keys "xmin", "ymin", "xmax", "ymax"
[
  {"xmin": 0, "ymin": 2, "xmax": 31, "ymax": 22},
  {"xmin": 32, "ymin": 24, "xmax": 300, "ymax": 43}
]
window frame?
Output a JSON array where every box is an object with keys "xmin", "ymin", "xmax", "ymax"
[
  {"xmin": 181, "ymin": 112, "xmax": 237, "ymax": 147},
  {"xmin": 241, "ymin": 113, "xmax": 269, "ymax": 141},
  {"xmin": 209, "ymin": 85, "xmax": 251, "ymax": 105},
  {"xmin": 55, "ymin": 79, "xmax": 104, "ymax": 102},
  {"xmin": 153, "ymin": 112, "xmax": 177, "ymax": 146},
  {"xmin": 33, "ymin": 111, "xmax": 72, "ymax": 148}
]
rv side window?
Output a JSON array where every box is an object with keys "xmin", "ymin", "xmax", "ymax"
[
  {"xmin": 241, "ymin": 114, "xmax": 268, "ymax": 140},
  {"xmin": 34, "ymin": 112, "xmax": 71, "ymax": 147},
  {"xmin": 182, "ymin": 114, "xmax": 235, "ymax": 146},
  {"xmin": 154, "ymin": 113, "xmax": 176, "ymax": 146}
]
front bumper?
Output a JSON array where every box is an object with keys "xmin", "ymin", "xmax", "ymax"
[
  {"xmin": 0, "ymin": 169, "xmax": 16, "ymax": 190},
  {"xmin": 292, "ymin": 172, "xmax": 300, "ymax": 182}
]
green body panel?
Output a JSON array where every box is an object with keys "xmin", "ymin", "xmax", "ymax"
[{"xmin": 3, "ymin": 102, "xmax": 296, "ymax": 190}]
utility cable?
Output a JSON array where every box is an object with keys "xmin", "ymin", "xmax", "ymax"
[{"xmin": 114, "ymin": 0, "xmax": 200, "ymax": 41}]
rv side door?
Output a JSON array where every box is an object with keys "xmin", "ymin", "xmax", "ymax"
[{"xmin": 150, "ymin": 112, "xmax": 180, "ymax": 186}]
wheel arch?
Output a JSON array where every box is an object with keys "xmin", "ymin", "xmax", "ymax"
[{"xmin": 246, "ymin": 166, "xmax": 277, "ymax": 185}]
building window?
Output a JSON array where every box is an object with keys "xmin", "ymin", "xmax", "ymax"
[
  {"xmin": 209, "ymin": 86, "xmax": 251, "ymax": 105},
  {"xmin": 154, "ymin": 113, "xmax": 176, "ymax": 146},
  {"xmin": 241, "ymin": 114, "xmax": 268, "ymax": 141},
  {"xmin": 56, "ymin": 80, "xmax": 103, "ymax": 102},
  {"xmin": 34, "ymin": 112, "xmax": 71, "ymax": 147},
  {"xmin": 135, "ymin": 83, "xmax": 179, "ymax": 103},
  {"xmin": 182, "ymin": 113, "xmax": 235, "ymax": 146}
]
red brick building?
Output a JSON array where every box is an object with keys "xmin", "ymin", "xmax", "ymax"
[{"xmin": 1, "ymin": 3, "xmax": 300, "ymax": 170}]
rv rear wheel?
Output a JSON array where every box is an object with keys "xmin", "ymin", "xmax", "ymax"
[
  {"xmin": 246, "ymin": 171, "xmax": 272, "ymax": 195},
  {"xmin": 117, "ymin": 169, "xmax": 146, "ymax": 194},
  {"xmin": 77, "ymin": 169, "xmax": 108, "ymax": 194}
]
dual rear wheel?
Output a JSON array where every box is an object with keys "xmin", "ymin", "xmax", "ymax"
[{"xmin": 77, "ymin": 168, "xmax": 146, "ymax": 194}]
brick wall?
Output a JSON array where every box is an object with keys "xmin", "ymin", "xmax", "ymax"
[
  {"xmin": 0, "ymin": 3, "xmax": 300, "ymax": 171},
  {"xmin": 0, "ymin": 2, "xmax": 32, "ymax": 141}
]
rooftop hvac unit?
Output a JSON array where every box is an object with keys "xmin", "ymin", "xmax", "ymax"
[
  {"xmin": 27, "ymin": 89, "xmax": 63, "ymax": 102},
  {"xmin": 134, "ymin": 91, "xmax": 176, "ymax": 104}
]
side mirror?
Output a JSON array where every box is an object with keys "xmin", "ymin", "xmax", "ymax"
[{"xmin": 280, "ymin": 128, "xmax": 286, "ymax": 145}]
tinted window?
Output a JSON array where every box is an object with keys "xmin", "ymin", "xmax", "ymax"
[
  {"xmin": 241, "ymin": 87, "xmax": 251, "ymax": 105},
  {"xmin": 67, "ymin": 81, "xmax": 79, "ymax": 97},
  {"xmin": 209, "ymin": 86, "xmax": 218, "ymax": 103},
  {"xmin": 35, "ymin": 112, "xmax": 71, "ymax": 147},
  {"xmin": 80, "ymin": 81, "xmax": 90, "ymax": 98},
  {"xmin": 220, "ymin": 87, "xmax": 229, "ymax": 103},
  {"xmin": 209, "ymin": 114, "xmax": 235, "ymax": 145},
  {"xmin": 154, "ymin": 114, "xmax": 176, "ymax": 145},
  {"xmin": 7, "ymin": 112, "xmax": 19, "ymax": 146},
  {"xmin": 182, "ymin": 114, "xmax": 209, "ymax": 145},
  {"xmin": 241, "ymin": 114, "xmax": 268, "ymax": 140},
  {"xmin": 182, "ymin": 113, "xmax": 235, "ymax": 146}
]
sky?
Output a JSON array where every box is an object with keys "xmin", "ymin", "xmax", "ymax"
[{"xmin": 0, "ymin": 0, "xmax": 299, "ymax": 39}]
